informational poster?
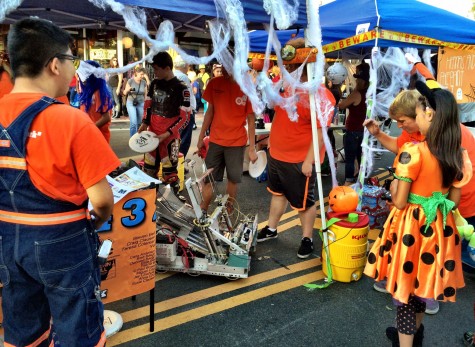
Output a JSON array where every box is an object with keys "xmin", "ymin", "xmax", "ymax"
[
  {"xmin": 98, "ymin": 188, "xmax": 157, "ymax": 304},
  {"xmin": 437, "ymin": 47, "xmax": 475, "ymax": 103},
  {"xmin": 106, "ymin": 167, "xmax": 160, "ymax": 204}
]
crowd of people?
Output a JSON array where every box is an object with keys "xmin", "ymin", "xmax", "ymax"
[{"xmin": 1, "ymin": 15, "xmax": 475, "ymax": 347}]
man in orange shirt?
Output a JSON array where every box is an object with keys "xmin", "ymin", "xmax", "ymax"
[
  {"xmin": 197, "ymin": 67, "xmax": 257, "ymax": 213},
  {"xmin": 0, "ymin": 18, "xmax": 119, "ymax": 346},
  {"xmin": 257, "ymin": 38, "xmax": 335, "ymax": 259}
]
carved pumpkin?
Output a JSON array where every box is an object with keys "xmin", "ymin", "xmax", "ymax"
[{"xmin": 329, "ymin": 186, "xmax": 359, "ymax": 213}]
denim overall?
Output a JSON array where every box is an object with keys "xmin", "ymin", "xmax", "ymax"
[{"xmin": 0, "ymin": 97, "xmax": 105, "ymax": 347}]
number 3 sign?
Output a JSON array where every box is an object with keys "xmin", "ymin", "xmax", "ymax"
[{"xmin": 97, "ymin": 189, "xmax": 157, "ymax": 303}]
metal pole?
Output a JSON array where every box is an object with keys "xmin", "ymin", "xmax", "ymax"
[
  {"xmin": 82, "ymin": 28, "xmax": 88, "ymax": 60},
  {"xmin": 117, "ymin": 30, "xmax": 124, "ymax": 67}
]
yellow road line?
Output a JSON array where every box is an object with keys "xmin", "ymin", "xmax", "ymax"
[
  {"xmin": 108, "ymin": 269, "xmax": 325, "ymax": 346},
  {"xmin": 257, "ymin": 197, "xmax": 329, "ymax": 231},
  {"xmin": 154, "ymin": 273, "xmax": 175, "ymax": 282},
  {"xmin": 277, "ymin": 218, "xmax": 301, "ymax": 233},
  {"xmin": 118, "ymin": 258, "xmax": 321, "ymax": 323},
  {"xmin": 257, "ymin": 209, "xmax": 298, "ymax": 229},
  {"xmin": 313, "ymin": 218, "xmax": 323, "ymax": 229}
]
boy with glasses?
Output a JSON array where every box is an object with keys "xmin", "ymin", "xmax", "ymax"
[{"xmin": 0, "ymin": 17, "xmax": 120, "ymax": 346}]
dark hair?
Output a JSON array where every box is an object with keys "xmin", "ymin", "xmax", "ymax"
[
  {"xmin": 8, "ymin": 17, "xmax": 73, "ymax": 78},
  {"xmin": 423, "ymin": 89, "xmax": 464, "ymax": 188},
  {"xmin": 151, "ymin": 52, "xmax": 173, "ymax": 70},
  {"xmin": 78, "ymin": 60, "xmax": 113, "ymax": 113}
]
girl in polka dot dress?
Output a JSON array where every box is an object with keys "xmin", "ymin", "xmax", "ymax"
[{"xmin": 364, "ymin": 83, "xmax": 472, "ymax": 347}]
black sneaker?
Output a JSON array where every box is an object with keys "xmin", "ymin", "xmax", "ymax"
[
  {"xmin": 257, "ymin": 226, "xmax": 278, "ymax": 242},
  {"xmin": 385, "ymin": 327, "xmax": 399, "ymax": 347},
  {"xmin": 464, "ymin": 331, "xmax": 475, "ymax": 346},
  {"xmin": 297, "ymin": 237, "xmax": 314, "ymax": 258},
  {"xmin": 386, "ymin": 324, "xmax": 424, "ymax": 347}
]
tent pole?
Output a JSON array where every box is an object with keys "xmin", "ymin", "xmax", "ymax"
[
  {"xmin": 304, "ymin": 0, "xmax": 328, "ymax": 251},
  {"xmin": 304, "ymin": 0, "xmax": 326, "ymax": 229}
]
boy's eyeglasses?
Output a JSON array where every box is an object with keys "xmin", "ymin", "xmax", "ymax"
[{"xmin": 45, "ymin": 53, "xmax": 80, "ymax": 69}]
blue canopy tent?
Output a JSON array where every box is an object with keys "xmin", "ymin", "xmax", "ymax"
[
  {"xmin": 4, "ymin": 0, "xmax": 307, "ymax": 31},
  {"xmin": 249, "ymin": 28, "xmax": 305, "ymax": 54},
  {"xmin": 249, "ymin": 0, "xmax": 475, "ymax": 54},
  {"xmin": 118, "ymin": 0, "xmax": 308, "ymax": 29}
]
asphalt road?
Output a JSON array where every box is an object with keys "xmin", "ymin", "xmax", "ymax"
[{"xmin": 105, "ymin": 114, "xmax": 475, "ymax": 347}]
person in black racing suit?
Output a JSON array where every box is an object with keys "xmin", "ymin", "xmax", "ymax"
[{"xmin": 138, "ymin": 52, "xmax": 190, "ymax": 194}]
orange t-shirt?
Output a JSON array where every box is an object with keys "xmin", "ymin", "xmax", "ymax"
[
  {"xmin": 203, "ymin": 76, "xmax": 253, "ymax": 147},
  {"xmin": 80, "ymin": 90, "xmax": 111, "ymax": 143},
  {"xmin": 396, "ymin": 130, "xmax": 425, "ymax": 148},
  {"xmin": 269, "ymin": 86, "xmax": 335, "ymax": 163},
  {"xmin": 0, "ymin": 71, "xmax": 13, "ymax": 100},
  {"xmin": 56, "ymin": 95, "xmax": 70, "ymax": 104},
  {"xmin": 397, "ymin": 126, "xmax": 475, "ymax": 218},
  {"xmin": 0, "ymin": 93, "xmax": 120, "ymax": 205}
]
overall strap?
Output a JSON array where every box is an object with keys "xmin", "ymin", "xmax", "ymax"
[
  {"xmin": 0, "ymin": 96, "xmax": 60, "ymax": 189},
  {"xmin": 0, "ymin": 96, "xmax": 60, "ymax": 157}
]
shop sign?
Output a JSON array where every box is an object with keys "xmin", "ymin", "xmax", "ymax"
[
  {"xmin": 438, "ymin": 47, "xmax": 475, "ymax": 103},
  {"xmin": 90, "ymin": 48, "xmax": 117, "ymax": 60}
]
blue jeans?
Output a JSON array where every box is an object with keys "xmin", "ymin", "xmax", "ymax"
[
  {"xmin": 179, "ymin": 111, "xmax": 195, "ymax": 157},
  {"xmin": 0, "ymin": 222, "xmax": 104, "ymax": 346},
  {"xmin": 343, "ymin": 130, "xmax": 364, "ymax": 182},
  {"xmin": 126, "ymin": 99, "xmax": 144, "ymax": 137}
]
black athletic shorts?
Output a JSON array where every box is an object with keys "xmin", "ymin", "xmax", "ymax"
[{"xmin": 267, "ymin": 153, "xmax": 316, "ymax": 210}]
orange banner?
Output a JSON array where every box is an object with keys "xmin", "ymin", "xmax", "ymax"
[
  {"xmin": 249, "ymin": 48, "xmax": 318, "ymax": 64},
  {"xmin": 322, "ymin": 29, "xmax": 475, "ymax": 54},
  {"xmin": 323, "ymin": 30, "xmax": 377, "ymax": 54},
  {"xmin": 248, "ymin": 52, "xmax": 277, "ymax": 60},
  {"xmin": 98, "ymin": 189, "xmax": 157, "ymax": 304},
  {"xmin": 437, "ymin": 47, "xmax": 475, "ymax": 103},
  {"xmin": 378, "ymin": 29, "xmax": 475, "ymax": 51}
]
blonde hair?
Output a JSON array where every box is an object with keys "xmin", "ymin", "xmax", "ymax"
[{"xmin": 389, "ymin": 89, "xmax": 421, "ymax": 119}]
